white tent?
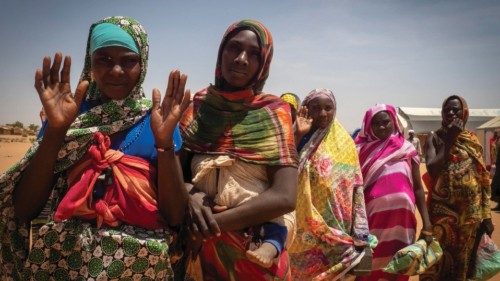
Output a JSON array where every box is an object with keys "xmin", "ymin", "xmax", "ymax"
[{"xmin": 477, "ymin": 116, "xmax": 500, "ymax": 130}]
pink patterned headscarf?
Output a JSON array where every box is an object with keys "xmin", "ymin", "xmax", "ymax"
[{"xmin": 355, "ymin": 104, "xmax": 417, "ymax": 187}]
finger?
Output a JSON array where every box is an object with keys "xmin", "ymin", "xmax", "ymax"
[
  {"xmin": 202, "ymin": 207, "xmax": 221, "ymax": 237},
  {"xmin": 193, "ymin": 209, "xmax": 210, "ymax": 238},
  {"xmin": 42, "ymin": 56, "xmax": 51, "ymax": 87},
  {"xmin": 34, "ymin": 69, "xmax": 44, "ymax": 95},
  {"xmin": 172, "ymin": 70, "xmax": 180, "ymax": 101},
  {"xmin": 161, "ymin": 71, "xmax": 176, "ymax": 115},
  {"xmin": 152, "ymin": 88, "xmax": 161, "ymax": 111},
  {"xmin": 73, "ymin": 80, "xmax": 89, "ymax": 109},
  {"xmin": 175, "ymin": 73, "xmax": 187, "ymax": 105},
  {"xmin": 179, "ymin": 89, "xmax": 191, "ymax": 114},
  {"xmin": 60, "ymin": 56, "xmax": 71, "ymax": 84},
  {"xmin": 50, "ymin": 52, "xmax": 63, "ymax": 84}
]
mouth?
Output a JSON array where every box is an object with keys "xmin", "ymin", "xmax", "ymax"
[{"xmin": 229, "ymin": 69, "xmax": 247, "ymax": 76}]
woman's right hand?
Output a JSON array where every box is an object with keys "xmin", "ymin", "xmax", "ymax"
[
  {"xmin": 188, "ymin": 189, "xmax": 221, "ymax": 238},
  {"xmin": 295, "ymin": 106, "xmax": 313, "ymax": 137},
  {"xmin": 34, "ymin": 52, "xmax": 89, "ymax": 130},
  {"xmin": 445, "ymin": 118, "xmax": 464, "ymax": 144}
]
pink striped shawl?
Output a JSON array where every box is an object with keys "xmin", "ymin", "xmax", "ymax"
[{"xmin": 355, "ymin": 104, "xmax": 417, "ymax": 188}]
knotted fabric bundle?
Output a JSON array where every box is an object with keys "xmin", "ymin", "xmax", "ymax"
[{"xmin": 54, "ymin": 132, "xmax": 164, "ymax": 229}]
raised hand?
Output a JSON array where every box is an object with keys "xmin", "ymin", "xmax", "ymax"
[
  {"xmin": 295, "ymin": 105, "xmax": 313, "ymax": 137},
  {"xmin": 34, "ymin": 52, "xmax": 89, "ymax": 130},
  {"xmin": 151, "ymin": 70, "xmax": 191, "ymax": 149},
  {"xmin": 445, "ymin": 118, "xmax": 464, "ymax": 144}
]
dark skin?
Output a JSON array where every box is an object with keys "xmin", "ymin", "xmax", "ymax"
[
  {"xmin": 294, "ymin": 95, "xmax": 334, "ymax": 146},
  {"xmin": 425, "ymin": 98, "xmax": 493, "ymax": 236},
  {"xmin": 185, "ymin": 29, "xmax": 298, "ymax": 254},
  {"xmin": 13, "ymin": 50, "xmax": 190, "ymax": 227},
  {"xmin": 371, "ymin": 111, "xmax": 433, "ymax": 242}
]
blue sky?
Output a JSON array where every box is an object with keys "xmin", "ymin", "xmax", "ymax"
[{"xmin": 1, "ymin": 1, "xmax": 499, "ymax": 131}]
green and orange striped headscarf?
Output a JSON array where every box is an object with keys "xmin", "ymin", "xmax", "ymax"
[{"xmin": 215, "ymin": 19, "xmax": 273, "ymax": 93}]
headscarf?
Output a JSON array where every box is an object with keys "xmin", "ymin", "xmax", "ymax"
[
  {"xmin": 355, "ymin": 104, "xmax": 417, "ymax": 187},
  {"xmin": 181, "ymin": 20, "xmax": 297, "ymax": 167},
  {"xmin": 290, "ymin": 89, "xmax": 375, "ymax": 280},
  {"xmin": 297, "ymin": 88, "xmax": 336, "ymax": 173},
  {"xmin": 214, "ymin": 19, "xmax": 273, "ymax": 93},
  {"xmin": 441, "ymin": 95, "xmax": 469, "ymax": 128},
  {"xmin": 89, "ymin": 22, "xmax": 139, "ymax": 54},
  {"xmin": 280, "ymin": 92, "xmax": 300, "ymax": 112},
  {"xmin": 0, "ymin": 16, "xmax": 152, "ymax": 278}
]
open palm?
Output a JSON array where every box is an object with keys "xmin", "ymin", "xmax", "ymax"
[
  {"xmin": 151, "ymin": 70, "xmax": 191, "ymax": 149},
  {"xmin": 34, "ymin": 52, "xmax": 88, "ymax": 129},
  {"xmin": 296, "ymin": 105, "xmax": 313, "ymax": 136}
]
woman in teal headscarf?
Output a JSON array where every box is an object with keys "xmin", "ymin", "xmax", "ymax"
[{"xmin": 0, "ymin": 16, "xmax": 190, "ymax": 279}]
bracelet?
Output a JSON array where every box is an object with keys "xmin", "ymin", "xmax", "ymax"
[
  {"xmin": 421, "ymin": 230, "xmax": 433, "ymax": 236},
  {"xmin": 155, "ymin": 143, "xmax": 175, "ymax": 152}
]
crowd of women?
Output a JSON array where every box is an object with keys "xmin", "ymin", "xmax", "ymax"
[{"xmin": 0, "ymin": 16, "xmax": 495, "ymax": 281}]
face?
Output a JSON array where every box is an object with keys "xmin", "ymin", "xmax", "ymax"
[
  {"xmin": 307, "ymin": 95, "xmax": 335, "ymax": 130},
  {"xmin": 220, "ymin": 29, "xmax": 261, "ymax": 90},
  {"xmin": 91, "ymin": 46, "xmax": 141, "ymax": 100},
  {"xmin": 371, "ymin": 111, "xmax": 394, "ymax": 140},
  {"xmin": 442, "ymin": 98, "xmax": 463, "ymax": 126}
]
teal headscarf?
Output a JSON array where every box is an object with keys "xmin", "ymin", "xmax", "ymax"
[{"xmin": 90, "ymin": 22, "xmax": 139, "ymax": 54}]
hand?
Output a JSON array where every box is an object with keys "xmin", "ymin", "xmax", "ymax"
[
  {"xmin": 34, "ymin": 52, "xmax": 89, "ymax": 130},
  {"xmin": 295, "ymin": 106, "xmax": 313, "ymax": 137},
  {"xmin": 445, "ymin": 118, "xmax": 464, "ymax": 144},
  {"xmin": 151, "ymin": 70, "xmax": 191, "ymax": 149},
  {"xmin": 482, "ymin": 218, "xmax": 494, "ymax": 236},
  {"xmin": 188, "ymin": 189, "xmax": 221, "ymax": 239},
  {"xmin": 418, "ymin": 226, "xmax": 434, "ymax": 244}
]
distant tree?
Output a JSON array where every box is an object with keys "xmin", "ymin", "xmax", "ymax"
[
  {"xmin": 12, "ymin": 121, "xmax": 24, "ymax": 128},
  {"xmin": 28, "ymin": 124, "xmax": 39, "ymax": 132}
]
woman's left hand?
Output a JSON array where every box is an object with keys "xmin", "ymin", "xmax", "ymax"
[{"xmin": 151, "ymin": 70, "xmax": 191, "ymax": 149}]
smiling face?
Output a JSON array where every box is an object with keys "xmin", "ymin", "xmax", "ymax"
[
  {"xmin": 307, "ymin": 95, "xmax": 335, "ymax": 130},
  {"xmin": 442, "ymin": 98, "xmax": 463, "ymax": 127},
  {"xmin": 220, "ymin": 29, "xmax": 261, "ymax": 90},
  {"xmin": 91, "ymin": 46, "xmax": 141, "ymax": 100},
  {"xmin": 370, "ymin": 111, "xmax": 394, "ymax": 140}
]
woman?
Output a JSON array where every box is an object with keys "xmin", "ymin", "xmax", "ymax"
[
  {"xmin": 0, "ymin": 16, "xmax": 190, "ymax": 279},
  {"xmin": 290, "ymin": 88, "xmax": 375, "ymax": 281},
  {"xmin": 180, "ymin": 20, "xmax": 298, "ymax": 280},
  {"xmin": 355, "ymin": 104, "xmax": 432, "ymax": 281},
  {"xmin": 421, "ymin": 95, "xmax": 493, "ymax": 281}
]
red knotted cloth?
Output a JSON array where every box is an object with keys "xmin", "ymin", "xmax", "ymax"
[{"xmin": 54, "ymin": 132, "xmax": 165, "ymax": 229}]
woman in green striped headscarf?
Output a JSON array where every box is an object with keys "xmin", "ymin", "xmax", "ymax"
[
  {"xmin": 180, "ymin": 19, "xmax": 298, "ymax": 280},
  {"xmin": 0, "ymin": 16, "xmax": 190, "ymax": 280}
]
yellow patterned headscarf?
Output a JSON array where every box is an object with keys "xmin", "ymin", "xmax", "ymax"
[{"xmin": 280, "ymin": 92, "xmax": 300, "ymax": 111}]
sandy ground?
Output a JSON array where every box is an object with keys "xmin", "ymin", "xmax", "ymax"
[
  {"xmin": 0, "ymin": 137, "xmax": 32, "ymax": 173},
  {"xmin": 1, "ymin": 142, "xmax": 499, "ymax": 280}
]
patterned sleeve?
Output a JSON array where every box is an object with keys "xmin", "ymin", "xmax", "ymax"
[{"xmin": 481, "ymin": 181, "xmax": 492, "ymax": 219}]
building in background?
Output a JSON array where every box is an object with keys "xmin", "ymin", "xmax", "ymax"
[{"xmin": 397, "ymin": 107, "xmax": 500, "ymax": 165}]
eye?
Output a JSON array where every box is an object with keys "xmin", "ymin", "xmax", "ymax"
[{"xmin": 121, "ymin": 56, "xmax": 140, "ymax": 68}]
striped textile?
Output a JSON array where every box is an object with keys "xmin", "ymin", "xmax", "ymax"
[
  {"xmin": 54, "ymin": 132, "xmax": 164, "ymax": 230},
  {"xmin": 355, "ymin": 104, "xmax": 418, "ymax": 281},
  {"xmin": 180, "ymin": 86, "xmax": 298, "ymax": 167}
]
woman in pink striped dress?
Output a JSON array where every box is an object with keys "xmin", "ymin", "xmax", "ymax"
[{"xmin": 355, "ymin": 104, "xmax": 433, "ymax": 281}]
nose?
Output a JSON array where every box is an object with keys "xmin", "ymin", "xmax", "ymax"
[
  {"xmin": 110, "ymin": 64, "xmax": 124, "ymax": 76},
  {"xmin": 234, "ymin": 51, "xmax": 248, "ymax": 65},
  {"xmin": 319, "ymin": 109, "xmax": 327, "ymax": 117}
]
